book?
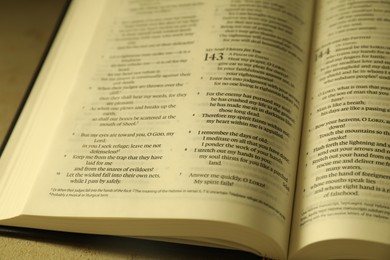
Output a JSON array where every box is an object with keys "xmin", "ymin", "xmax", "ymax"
[{"xmin": 1, "ymin": 0, "xmax": 389, "ymax": 259}]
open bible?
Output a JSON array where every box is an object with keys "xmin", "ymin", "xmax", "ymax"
[{"xmin": 1, "ymin": 0, "xmax": 389, "ymax": 259}]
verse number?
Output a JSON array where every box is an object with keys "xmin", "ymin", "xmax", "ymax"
[{"xmin": 204, "ymin": 52, "xmax": 224, "ymax": 61}]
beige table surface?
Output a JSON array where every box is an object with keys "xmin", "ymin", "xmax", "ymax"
[{"xmin": 0, "ymin": 0, "xmax": 261, "ymax": 259}]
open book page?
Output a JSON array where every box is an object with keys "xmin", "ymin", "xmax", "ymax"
[
  {"xmin": 0, "ymin": 0, "xmax": 105, "ymax": 219},
  {"xmin": 1, "ymin": 0, "xmax": 313, "ymax": 258},
  {"xmin": 291, "ymin": 0, "xmax": 390, "ymax": 259}
]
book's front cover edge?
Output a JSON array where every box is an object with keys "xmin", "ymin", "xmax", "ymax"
[{"xmin": 0, "ymin": 0, "xmax": 72, "ymax": 156}]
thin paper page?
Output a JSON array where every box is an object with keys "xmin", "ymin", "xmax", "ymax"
[{"xmin": 291, "ymin": 0, "xmax": 390, "ymax": 258}]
